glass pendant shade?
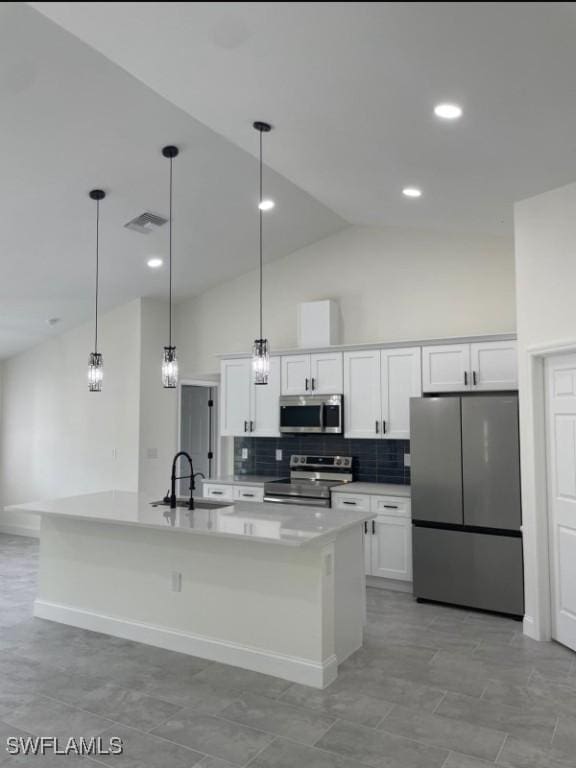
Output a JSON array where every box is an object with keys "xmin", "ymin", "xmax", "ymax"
[
  {"xmin": 88, "ymin": 352, "xmax": 103, "ymax": 392},
  {"xmin": 252, "ymin": 338, "xmax": 270, "ymax": 385},
  {"xmin": 162, "ymin": 346, "xmax": 178, "ymax": 389}
]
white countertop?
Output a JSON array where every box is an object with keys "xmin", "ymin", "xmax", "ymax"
[
  {"xmin": 201, "ymin": 475, "xmax": 279, "ymax": 487},
  {"xmin": 7, "ymin": 491, "xmax": 374, "ymax": 548},
  {"xmin": 332, "ymin": 482, "xmax": 411, "ymax": 497}
]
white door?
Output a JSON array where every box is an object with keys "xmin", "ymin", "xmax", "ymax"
[
  {"xmin": 422, "ymin": 344, "xmax": 471, "ymax": 393},
  {"xmin": 381, "ymin": 348, "xmax": 422, "ymax": 439},
  {"xmin": 220, "ymin": 358, "xmax": 251, "ymax": 437},
  {"xmin": 281, "ymin": 355, "xmax": 311, "ymax": 395},
  {"xmin": 471, "ymin": 341, "xmax": 518, "ymax": 390},
  {"xmin": 344, "ymin": 350, "xmax": 382, "ymax": 438},
  {"xmin": 370, "ymin": 514, "xmax": 412, "ymax": 581},
  {"xmin": 546, "ymin": 353, "xmax": 576, "ymax": 651},
  {"xmin": 250, "ymin": 357, "xmax": 281, "ymax": 436},
  {"xmin": 310, "ymin": 352, "xmax": 343, "ymax": 394}
]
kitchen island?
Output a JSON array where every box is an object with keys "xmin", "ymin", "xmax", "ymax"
[{"xmin": 7, "ymin": 491, "xmax": 374, "ymax": 688}]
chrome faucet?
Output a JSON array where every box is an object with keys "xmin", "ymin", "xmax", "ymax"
[{"xmin": 166, "ymin": 452, "xmax": 204, "ymax": 510}]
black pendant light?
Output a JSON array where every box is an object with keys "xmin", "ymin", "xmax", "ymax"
[
  {"xmin": 88, "ymin": 189, "xmax": 105, "ymax": 392},
  {"xmin": 252, "ymin": 121, "xmax": 272, "ymax": 385},
  {"xmin": 161, "ymin": 145, "xmax": 179, "ymax": 388}
]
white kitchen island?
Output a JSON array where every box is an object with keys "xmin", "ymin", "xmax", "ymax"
[{"xmin": 8, "ymin": 491, "xmax": 374, "ymax": 688}]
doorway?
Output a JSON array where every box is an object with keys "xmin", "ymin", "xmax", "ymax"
[
  {"xmin": 545, "ymin": 352, "xmax": 576, "ymax": 652},
  {"xmin": 179, "ymin": 383, "xmax": 218, "ymax": 492}
]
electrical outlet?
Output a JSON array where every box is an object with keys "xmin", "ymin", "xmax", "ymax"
[
  {"xmin": 404, "ymin": 453, "xmax": 411, "ymax": 468},
  {"xmin": 275, "ymin": 449, "xmax": 283, "ymax": 461},
  {"xmin": 171, "ymin": 572, "xmax": 182, "ymax": 592},
  {"xmin": 241, "ymin": 448, "xmax": 249, "ymax": 460}
]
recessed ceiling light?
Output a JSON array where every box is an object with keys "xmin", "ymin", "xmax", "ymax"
[
  {"xmin": 147, "ymin": 257, "xmax": 163, "ymax": 269},
  {"xmin": 434, "ymin": 103, "xmax": 463, "ymax": 120},
  {"xmin": 402, "ymin": 187, "xmax": 422, "ymax": 198},
  {"xmin": 258, "ymin": 199, "xmax": 275, "ymax": 211}
]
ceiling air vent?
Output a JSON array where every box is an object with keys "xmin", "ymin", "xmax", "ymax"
[{"xmin": 124, "ymin": 211, "xmax": 168, "ymax": 235}]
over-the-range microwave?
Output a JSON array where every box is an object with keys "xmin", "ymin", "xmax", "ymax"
[{"xmin": 279, "ymin": 394, "xmax": 343, "ymax": 435}]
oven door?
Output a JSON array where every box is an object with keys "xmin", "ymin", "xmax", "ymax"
[{"xmin": 279, "ymin": 396, "xmax": 325, "ymax": 434}]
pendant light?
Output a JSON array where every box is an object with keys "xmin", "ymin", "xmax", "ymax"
[
  {"xmin": 161, "ymin": 145, "xmax": 179, "ymax": 388},
  {"xmin": 88, "ymin": 189, "xmax": 105, "ymax": 392},
  {"xmin": 252, "ymin": 121, "xmax": 272, "ymax": 385}
]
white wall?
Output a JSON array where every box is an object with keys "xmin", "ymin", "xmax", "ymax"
[
  {"xmin": 0, "ymin": 300, "xmax": 142, "ymax": 534},
  {"xmin": 176, "ymin": 225, "xmax": 516, "ymax": 377},
  {"xmin": 515, "ymin": 181, "xmax": 576, "ymax": 639}
]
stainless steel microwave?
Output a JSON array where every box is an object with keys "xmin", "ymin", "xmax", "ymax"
[{"xmin": 279, "ymin": 394, "xmax": 343, "ymax": 434}]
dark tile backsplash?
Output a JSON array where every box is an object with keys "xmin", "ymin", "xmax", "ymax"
[{"xmin": 234, "ymin": 436, "xmax": 410, "ymax": 485}]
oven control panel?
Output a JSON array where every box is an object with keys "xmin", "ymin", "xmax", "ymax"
[{"xmin": 290, "ymin": 455, "xmax": 352, "ymax": 469}]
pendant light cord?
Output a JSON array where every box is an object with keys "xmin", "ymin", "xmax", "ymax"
[
  {"xmin": 169, "ymin": 154, "xmax": 173, "ymax": 348},
  {"xmin": 94, "ymin": 198, "xmax": 100, "ymax": 354},
  {"xmin": 259, "ymin": 129, "xmax": 263, "ymax": 340}
]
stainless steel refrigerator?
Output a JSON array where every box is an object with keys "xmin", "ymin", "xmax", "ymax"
[{"xmin": 410, "ymin": 395, "xmax": 524, "ymax": 617}]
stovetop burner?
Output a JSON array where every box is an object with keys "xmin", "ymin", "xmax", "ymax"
[{"xmin": 264, "ymin": 455, "xmax": 353, "ymax": 507}]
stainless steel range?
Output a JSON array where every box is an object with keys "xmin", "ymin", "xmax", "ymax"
[{"xmin": 264, "ymin": 455, "xmax": 353, "ymax": 508}]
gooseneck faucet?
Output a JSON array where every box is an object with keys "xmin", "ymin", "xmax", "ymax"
[{"xmin": 167, "ymin": 451, "xmax": 197, "ymax": 510}]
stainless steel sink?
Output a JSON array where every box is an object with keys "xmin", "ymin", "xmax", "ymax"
[{"xmin": 151, "ymin": 498, "xmax": 233, "ymax": 510}]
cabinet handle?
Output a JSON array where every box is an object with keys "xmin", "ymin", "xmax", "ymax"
[
  {"xmin": 473, "ymin": 371, "xmax": 478, "ymax": 386},
  {"xmin": 382, "ymin": 420, "xmax": 386, "ymax": 434},
  {"xmin": 372, "ymin": 520, "xmax": 376, "ymax": 535},
  {"xmin": 211, "ymin": 491, "xmax": 224, "ymax": 496},
  {"xmin": 343, "ymin": 501, "xmax": 357, "ymax": 506},
  {"xmin": 243, "ymin": 493, "xmax": 255, "ymax": 498},
  {"xmin": 305, "ymin": 378, "xmax": 309, "ymax": 391},
  {"xmin": 464, "ymin": 371, "xmax": 468, "ymax": 386},
  {"xmin": 311, "ymin": 377, "xmax": 316, "ymax": 390},
  {"xmin": 383, "ymin": 504, "xmax": 398, "ymax": 509},
  {"xmin": 375, "ymin": 420, "xmax": 379, "ymax": 434},
  {"xmin": 244, "ymin": 420, "xmax": 248, "ymax": 432},
  {"xmin": 250, "ymin": 420, "xmax": 254, "ymax": 432},
  {"xmin": 364, "ymin": 521, "xmax": 368, "ymax": 534}
]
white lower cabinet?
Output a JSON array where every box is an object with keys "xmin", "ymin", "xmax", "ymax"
[
  {"xmin": 203, "ymin": 484, "xmax": 264, "ymax": 503},
  {"xmin": 332, "ymin": 492, "xmax": 412, "ymax": 582}
]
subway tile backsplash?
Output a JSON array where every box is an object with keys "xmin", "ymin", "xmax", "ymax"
[{"xmin": 234, "ymin": 436, "xmax": 410, "ymax": 485}]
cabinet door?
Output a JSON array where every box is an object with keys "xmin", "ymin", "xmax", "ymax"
[
  {"xmin": 250, "ymin": 356, "xmax": 281, "ymax": 436},
  {"xmin": 470, "ymin": 341, "xmax": 518, "ymax": 391},
  {"xmin": 370, "ymin": 514, "xmax": 412, "ymax": 581},
  {"xmin": 220, "ymin": 359, "xmax": 251, "ymax": 437},
  {"xmin": 422, "ymin": 344, "xmax": 471, "ymax": 392},
  {"xmin": 281, "ymin": 355, "xmax": 311, "ymax": 395},
  {"xmin": 381, "ymin": 348, "xmax": 422, "ymax": 439},
  {"xmin": 310, "ymin": 352, "xmax": 343, "ymax": 394},
  {"xmin": 343, "ymin": 350, "xmax": 382, "ymax": 438}
]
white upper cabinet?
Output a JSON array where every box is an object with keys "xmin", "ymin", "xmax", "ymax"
[
  {"xmin": 381, "ymin": 348, "xmax": 422, "ymax": 439},
  {"xmin": 422, "ymin": 341, "xmax": 517, "ymax": 393},
  {"xmin": 422, "ymin": 344, "xmax": 472, "ymax": 393},
  {"xmin": 344, "ymin": 350, "xmax": 382, "ymax": 438},
  {"xmin": 345, "ymin": 348, "xmax": 421, "ymax": 439},
  {"xmin": 281, "ymin": 355, "xmax": 310, "ymax": 395},
  {"xmin": 310, "ymin": 352, "xmax": 343, "ymax": 394},
  {"xmin": 220, "ymin": 357, "xmax": 280, "ymax": 437},
  {"xmin": 251, "ymin": 356, "xmax": 281, "ymax": 436},
  {"xmin": 220, "ymin": 358, "xmax": 252, "ymax": 436},
  {"xmin": 281, "ymin": 352, "xmax": 343, "ymax": 395},
  {"xmin": 470, "ymin": 341, "xmax": 518, "ymax": 390}
]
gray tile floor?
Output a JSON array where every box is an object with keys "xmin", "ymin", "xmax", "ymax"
[{"xmin": 1, "ymin": 533, "xmax": 575, "ymax": 768}]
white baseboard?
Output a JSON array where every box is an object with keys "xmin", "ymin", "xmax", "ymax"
[
  {"xmin": 34, "ymin": 599, "xmax": 337, "ymax": 689},
  {"xmin": 523, "ymin": 614, "xmax": 539, "ymax": 640},
  {"xmin": 0, "ymin": 524, "xmax": 40, "ymax": 539},
  {"xmin": 366, "ymin": 576, "xmax": 413, "ymax": 594}
]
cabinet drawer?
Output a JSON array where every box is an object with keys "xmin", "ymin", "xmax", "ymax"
[
  {"xmin": 371, "ymin": 496, "xmax": 410, "ymax": 517},
  {"xmin": 234, "ymin": 486, "xmax": 264, "ymax": 503},
  {"xmin": 332, "ymin": 493, "xmax": 371, "ymax": 512},
  {"xmin": 203, "ymin": 484, "xmax": 234, "ymax": 501}
]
